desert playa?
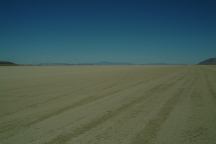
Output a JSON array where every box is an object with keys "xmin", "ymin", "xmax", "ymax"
[{"xmin": 1, "ymin": 65, "xmax": 216, "ymax": 144}]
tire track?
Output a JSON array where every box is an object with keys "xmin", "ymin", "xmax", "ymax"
[
  {"xmin": 131, "ymin": 74, "xmax": 194, "ymax": 144},
  {"xmin": 1, "ymin": 69, "xmax": 161, "ymax": 118},
  {"xmin": 0, "ymin": 77, "xmax": 153, "ymax": 136},
  {"xmin": 180, "ymin": 68, "xmax": 214, "ymax": 144},
  {"xmin": 1, "ymin": 71, "xmax": 181, "ymax": 131},
  {"xmin": 0, "ymin": 70, "xmax": 186, "ymax": 142},
  {"xmin": 202, "ymin": 68, "xmax": 216, "ymax": 100},
  {"xmin": 1, "ymin": 68, "xmax": 139, "ymax": 116},
  {"xmin": 180, "ymin": 90, "xmax": 210, "ymax": 144},
  {"xmin": 26, "ymin": 72, "xmax": 185, "ymax": 127},
  {"xmin": 69, "ymin": 73, "xmax": 189, "ymax": 144},
  {"xmin": 43, "ymin": 72, "xmax": 186, "ymax": 144},
  {"xmin": 1, "ymin": 67, "xmax": 182, "ymax": 118},
  {"xmin": 0, "ymin": 78, "xmax": 112, "ymax": 117}
]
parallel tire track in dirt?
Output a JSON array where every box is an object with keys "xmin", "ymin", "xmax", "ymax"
[
  {"xmin": 44, "ymin": 72, "xmax": 186, "ymax": 144},
  {"xmin": 1, "ymin": 66, "xmax": 216, "ymax": 144},
  {"xmin": 0, "ymin": 70, "xmax": 184, "ymax": 137},
  {"xmin": 131, "ymin": 77, "xmax": 194, "ymax": 144}
]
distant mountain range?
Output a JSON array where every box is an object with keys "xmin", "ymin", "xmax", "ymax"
[
  {"xmin": 1, "ymin": 58, "xmax": 215, "ymax": 66},
  {"xmin": 94, "ymin": 61, "xmax": 133, "ymax": 65},
  {"xmin": 37, "ymin": 61, "xmax": 133, "ymax": 66},
  {"xmin": 0, "ymin": 61, "xmax": 17, "ymax": 66},
  {"xmin": 198, "ymin": 58, "xmax": 216, "ymax": 65}
]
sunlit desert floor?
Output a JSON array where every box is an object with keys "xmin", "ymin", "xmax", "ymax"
[{"xmin": 0, "ymin": 65, "xmax": 216, "ymax": 144}]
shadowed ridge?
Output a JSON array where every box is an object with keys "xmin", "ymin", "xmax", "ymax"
[
  {"xmin": 198, "ymin": 58, "xmax": 216, "ymax": 65},
  {"xmin": 0, "ymin": 61, "xmax": 17, "ymax": 66}
]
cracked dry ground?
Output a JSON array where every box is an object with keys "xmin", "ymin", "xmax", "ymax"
[{"xmin": 0, "ymin": 66, "xmax": 216, "ymax": 144}]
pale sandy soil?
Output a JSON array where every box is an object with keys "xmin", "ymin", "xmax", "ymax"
[{"xmin": 0, "ymin": 65, "xmax": 216, "ymax": 144}]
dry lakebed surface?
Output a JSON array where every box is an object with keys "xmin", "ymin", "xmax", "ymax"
[{"xmin": 0, "ymin": 65, "xmax": 216, "ymax": 144}]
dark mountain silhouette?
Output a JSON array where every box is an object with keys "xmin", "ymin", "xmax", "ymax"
[
  {"xmin": 0, "ymin": 61, "xmax": 17, "ymax": 66},
  {"xmin": 198, "ymin": 58, "xmax": 216, "ymax": 65}
]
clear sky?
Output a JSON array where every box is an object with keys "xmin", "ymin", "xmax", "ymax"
[{"xmin": 0, "ymin": 0, "xmax": 216, "ymax": 64}]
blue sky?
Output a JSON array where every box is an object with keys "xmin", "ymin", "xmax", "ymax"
[{"xmin": 0, "ymin": 0, "xmax": 216, "ymax": 64}]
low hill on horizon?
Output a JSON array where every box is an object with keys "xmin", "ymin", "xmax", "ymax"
[
  {"xmin": 198, "ymin": 58, "xmax": 216, "ymax": 65},
  {"xmin": 0, "ymin": 61, "xmax": 17, "ymax": 66}
]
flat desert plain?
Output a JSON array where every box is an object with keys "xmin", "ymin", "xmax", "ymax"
[{"xmin": 0, "ymin": 66, "xmax": 216, "ymax": 144}]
